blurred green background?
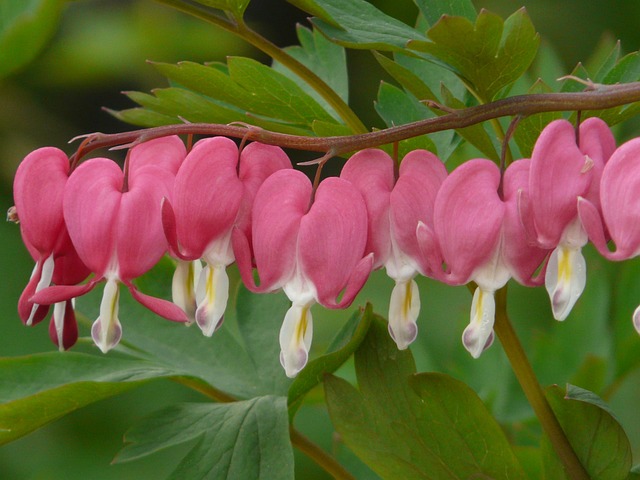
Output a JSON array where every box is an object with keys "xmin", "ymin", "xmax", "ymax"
[{"xmin": 2, "ymin": 0, "xmax": 640, "ymax": 478}]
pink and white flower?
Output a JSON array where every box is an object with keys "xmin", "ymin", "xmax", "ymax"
[
  {"xmin": 233, "ymin": 169, "xmax": 373, "ymax": 377},
  {"xmin": 520, "ymin": 118, "xmax": 615, "ymax": 320},
  {"xmin": 340, "ymin": 148, "xmax": 447, "ymax": 349},
  {"xmin": 161, "ymin": 137, "xmax": 291, "ymax": 335}
]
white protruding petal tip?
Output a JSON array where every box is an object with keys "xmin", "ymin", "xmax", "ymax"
[
  {"xmin": 545, "ymin": 245, "xmax": 586, "ymax": 321},
  {"xmin": 172, "ymin": 259, "xmax": 203, "ymax": 325},
  {"xmin": 633, "ymin": 305, "xmax": 640, "ymax": 335},
  {"xmin": 388, "ymin": 279, "xmax": 420, "ymax": 350},
  {"xmin": 27, "ymin": 254, "xmax": 56, "ymax": 326},
  {"xmin": 194, "ymin": 264, "xmax": 229, "ymax": 336},
  {"xmin": 279, "ymin": 303, "xmax": 313, "ymax": 378},
  {"xmin": 463, "ymin": 288, "xmax": 496, "ymax": 359},
  {"xmin": 92, "ymin": 279, "xmax": 122, "ymax": 353}
]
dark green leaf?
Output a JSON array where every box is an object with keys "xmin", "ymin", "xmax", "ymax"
[
  {"xmin": 288, "ymin": 305, "xmax": 373, "ymax": 418},
  {"xmin": 541, "ymin": 385, "xmax": 632, "ymax": 480},
  {"xmin": 610, "ymin": 259, "xmax": 640, "ymax": 378},
  {"xmin": 374, "ymin": 51, "xmax": 438, "ymax": 102},
  {"xmin": 302, "ymin": 0, "xmax": 424, "ymax": 51},
  {"xmin": 272, "ymin": 25, "xmax": 349, "ymax": 121},
  {"xmin": 413, "ymin": 0, "xmax": 477, "ymax": 27},
  {"xmin": 0, "ymin": 353, "xmax": 176, "ymax": 445},
  {"xmin": 409, "ymin": 8, "xmax": 539, "ymax": 101},
  {"xmin": 569, "ymin": 355, "xmax": 608, "ymax": 395},
  {"xmin": 0, "ymin": 0, "xmax": 63, "ymax": 77},
  {"xmin": 311, "ymin": 119, "xmax": 353, "ymax": 137},
  {"xmin": 116, "ymin": 397, "xmax": 294, "ymax": 480},
  {"xmin": 325, "ymin": 315, "xmax": 525, "ymax": 479}
]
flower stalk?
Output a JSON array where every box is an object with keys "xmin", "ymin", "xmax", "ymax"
[{"xmin": 493, "ymin": 286, "xmax": 590, "ymax": 480}]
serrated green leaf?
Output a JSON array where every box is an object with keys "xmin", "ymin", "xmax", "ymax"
[
  {"xmin": 311, "ymin": 119, "xmax": 353, "ymax": 137},
  {"xmin": 0, "ymin": 353, "xmax": 176, "ymax": 445},
  {"xmin": 409, "ymin": 8, "xmax": 539, "ymax": 101},
  {"xmin": 514, "ymin": 79, "xmax": 563, "ymax": 157},
  {"xmin": 0, "ymin": 0, "xmax": 63, "ymax": 78},
  {"xmin": 374, "ymin": 51, "xmax": 438, "ymax": 102},
  {"xmin": 191, "ymin": 0, "xmax": 250, "ymax": 17},
  {"xmin": 116, "ymin": 397, "xmax": 294, "ymax": 480},
  {"xmin": 541, "ymin": 385, "xmax": 632, "ymax": 480},
  {"xmin": 107, "ymin": 107, "xmax": 182, "ymax": 127},
  {"xmin": 303, "ymin": 0, "xmax": 424, "ymax": 51},
  {"xmin": 325, "ymin": 315, "xmax": 525, "ymax": 479},
  {"xmin": 272, "ymin": 25, "xmax": 349, "ymax": 122},
  {"xmin": 413, "ymin": 0, "xmax": 477, "ymax": 27},
  {"xmin": 591, "ymin": 38, "xmax": 621, "ymax": 82},
  {"xmin": 287, "ymin": 305, "xmax": 372, "ymax": 418}
]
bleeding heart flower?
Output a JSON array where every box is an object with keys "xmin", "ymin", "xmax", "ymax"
[
  {"xmin": 12, "ymin": 147, "xmax": 90, "ymax": 350},
  {"xmin": 429, "ymin": 159, "xmax": 548, "ymax": 358},
  {"xmin": 233, "ymin": 169, "xmax": 373, "ymax": 377},
  {"xmin": 578, "ymin": 136, "xmax": 640, "ymax": 333},
  {"xmin": 33, "ymin": 144, "xmax": 188, "ymax": 353},
  {"xmin": 161, "ymin": 138, "xmax": 292, "ymax": 334},
  {"xmin": 520, "ymin": 118, "xmax": 615, "ymax": 321},
  {"xmin": 340, "ymin": 148, "xmax": 447, "ymax": 349}
]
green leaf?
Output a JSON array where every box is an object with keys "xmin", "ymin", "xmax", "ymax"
[
  {"xmin": 0, "ymin": 353, "xmax": 176, "ymax": 445},
  {"xmin": 514, "ymin": 79, "xmax": 563, "ymax": 157},
  {"xmin": 609, "ymin": 258, "xmax": 640, "ymax": 378},
  {"xmin": 569, "ymin": 355, "xmax": 608, "ymax": 395},
  {"xmin": 287, "ymin": 305, "xmax": 373, "ymax": 418},
  {"xmin": 541, "ymin": 385, "xmax": 633, "ymax": 480},
  {"xmin": 375, "ymin": 81, "xmax": 437, "ymax": 156},
  {"xmin": 325, "ymin": 315, "xmax": 525, "ymax": 479},
  {"xmin": 116, "ymin": 397, "xmax": 294, "ymax": 480},
  {"xmin": 0, "ymin": 0, "xmax": 63, "ymax": 78},
  {"xmin": 235, "ymin": 286, "xmax": 292, "ymax": 397},
  {"xmin": 272, "ymin": 25, "xmax": 349, "ymax": 122},
  {"xmin": 409, "ymin": 8, "xmax": 539, "ymax": 101},
  {"xmin": 374, "ymin": 51, "xmax": 438, "ymax": 102},
  {"xmin": 413, "ymin": 0, "xmax": 477, "ymax": 27},
  {"xmin": 301, "ymin": 0, "xmax": 425, "ymax": 51},
  {"xmin": 191, "ymin": 0, "xmax": 251, "ymax": 17}
]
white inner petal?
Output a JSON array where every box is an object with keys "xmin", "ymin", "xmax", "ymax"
[
  {"xmin": 388, "ymin": 278, "xmax": 420, "ymax": 350},
  {"xmin": 27, "ymin": 253, "xmax": 55, "ymax": 326},
  {"xmin": 172, "ymin": 259, "xmax": 202, "ymax": 324},
  {"xmin": 279, "ymin": 302, "xmax": 314, "ymax": 378},
  {"xmin": 462, "ymin": 287, "xmax": 496, "ymax": 359},
  {"xmin": 545, "ymin": 244, "xmax": 587, "ymax": 321},
  {"xmin": 195, "ymin": 263, "xmax": 229, "ymax": 336},
  {"xmin": 52, "ymin": 301, "xmax": 67, "ymax": 352},
  {"xmin": 92, "ymin": 278, "xmax": 122, "ymax": 353}
]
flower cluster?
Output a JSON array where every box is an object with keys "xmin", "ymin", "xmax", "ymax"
[{"xmin": 11, "ymin": 117, "xmax": 640, "ymax": 377}]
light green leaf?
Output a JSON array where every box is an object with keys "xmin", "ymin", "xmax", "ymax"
[
  {"xmin": 541, "ymin": 385, "xmax": 633, "ymax": 480},
  {"xmin": 106, "ymin": 107, "xmax": 182, "ymax": 127},
  {"xmin": 325, "ymin": 315, "xmax": 525, "ymax": 479},
  {"xmin": 413, "ymin": 0, "xmax": 477, "ymax": 27},
  {"xmin": 0, "ymin": 353, "xmax": 176, "ymax": 445},
  {"xmin": 272, "ymin": 25, "xmax": 349, "ymax": 122},
  {"xmin": 374, "ymin": 51, "xmax": 438, "ymax": 102},
  {"xmin": 409, "ymin": 8, "xmax": 539, "ymax": 101},
  {"xmin": 299, "ymin": 0, "xmax": 424, "ymax": 51},
  {"xmin": 116, "ymin": 397, "xmax": 294, "ymax": 480},
  {"xmin": 0, "ymin": 0, "xmax": 63, "ymax": 77},
  {"xmin": 288, "ymin": 305, "xmax": 373, "ymax": 418}
]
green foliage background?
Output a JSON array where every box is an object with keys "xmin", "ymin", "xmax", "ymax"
[{"xmin": 2, "ymin": 0, "xmax": 640, "ymax": 478}]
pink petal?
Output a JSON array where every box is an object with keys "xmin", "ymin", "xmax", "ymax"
[
  {"xmin": 117, "ymin": 165, "xmax": 174, "ymax": 279},
  {"xmin": 434, "ymin": 159, "xmax": 505, "ymax": 284},
  {"xmin": 577, "ymin": 197, "xmax": 612, "ymax": 258},
  {"xmin": 340, "ymin": 149, "xmax": 395, "ymax": 268},
  {"xmin": 391, "ymin": 149, "xmax": 447, "ymax": 274},
  {"xmin": 595, "ymin": 137, "xmax": 640, "ymax": 259},
  {"xmin": 529, "ymin": 120, "xmax": 593, "ymax": 248},
  {"xmin": 13, "ymin": 147, "xmax": 69, "ymax": 254},
  {"xmin": 31, "ymin": 280, "xmax": 99, "ymax": 305},
  {"xmin": 502, "ymin": 159, "xmax": 549, "ymax": 286},
  {"xmin": 299, "ymin": 177, "xmax": 370, "ymax": 307},
  {"xmin": 171, "ymin": 137, "xmax": 244, "ymax": 258},
  {"xmin": 127, "ymin": 282, "xmax": 189, "ymax": 322},
  {"xmin": 244, "ymin": 169, "xmax": 309, "ymax": 291},
  {"xmin": 63, "ymin": 158, "xmax": 122, "ymax": 274},
  {"xmin": 128, "ymin": 136, "xmax": 186, "ymax": 177},
  {"xmin": 579, "ymin": 117, "xmax": 616, "ymax": 207},
  {"xmin": 235, "ymin": 142, "xmax": 292, "ymax": 246}
]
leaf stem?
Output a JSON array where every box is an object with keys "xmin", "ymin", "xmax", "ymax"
[
  {"xmin": 74, "ymin": 81, "xmax": 640, "ymax": 162},
  {"xmin": 493, "ymin": 287, "xmax": 590, "ymax": 480},
  {"xmin": 290, "ymin": 428, "xmax": 356, "ymax": 480},
  {"xmin": 153, "ymin": 0, "xmax": 367, "ymax": 134}
]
